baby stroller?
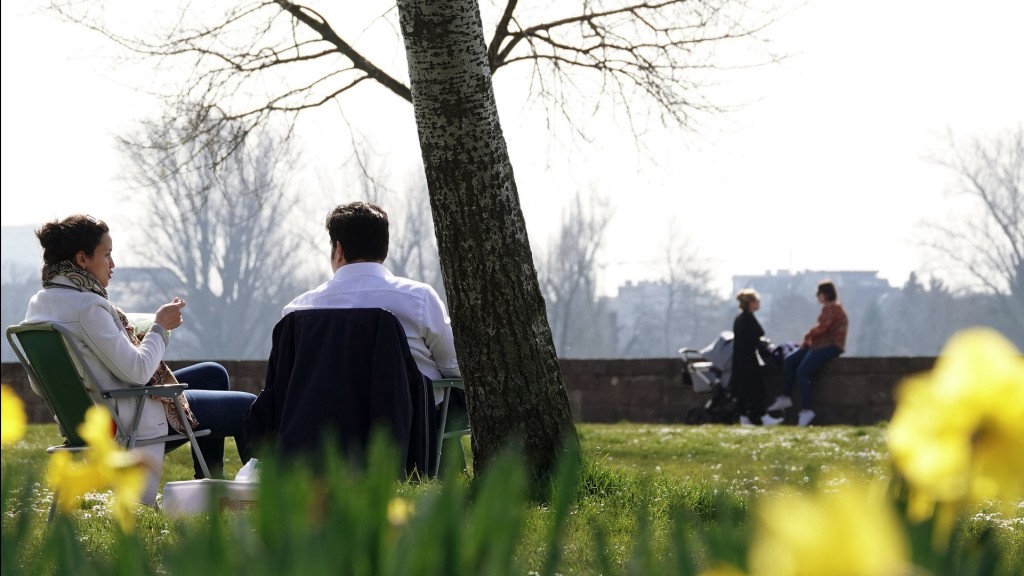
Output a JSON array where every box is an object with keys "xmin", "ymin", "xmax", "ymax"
[
  {"xmin": 679, "ymin": 331, "xmax": 739, "ymax": 424},
  {"xmin": 680, "ymin": 332, "xmax": 797, "ymax": 425}
]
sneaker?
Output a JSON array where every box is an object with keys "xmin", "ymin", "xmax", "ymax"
[
  {"xmin": 761, "ymin": 414, "xmax": 784, "ymax": 426},
  {"xmin": 798, "ymin": 409, "xmax": 816, "ymax": 427},
  {"xmin": 739, "ymin": 415, "xmax": 753, "ymax": 426},
  {"xmin": 766, "ymin": 395, "xmax": 793, "ymax": 412}
]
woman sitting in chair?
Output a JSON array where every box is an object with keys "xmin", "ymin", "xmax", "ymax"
[{"xmin": 24, "ymin": 214, "xmax": 256, "ymax": 504}]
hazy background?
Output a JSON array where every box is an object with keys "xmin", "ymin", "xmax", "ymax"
[{"xmin": 3, "ymin": 0, "xmax": 1022, "ymax": 360}]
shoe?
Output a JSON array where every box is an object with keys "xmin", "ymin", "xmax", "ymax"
[
  {"xmin": 798, "ymin": 409, "xmax": 816, "ymax": 427},
  {"xmin": 739, "ymin": 415, "xmax": 753, "ymax": 426},
  {"xmin": 766, "ymin": 395, "xmax": 793, "ymax": 411},
  {"xmin": 761, "ymin": 414, "xmax": 784, "ymax": 426}
]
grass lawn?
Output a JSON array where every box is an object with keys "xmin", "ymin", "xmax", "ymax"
[
  {"xmin": 580, "ymin": 422, "xmax": 889, "ymax": 491},
  {"xmin": 3, "ymin": 422, "xmax": 1021, "ymax": 575}
]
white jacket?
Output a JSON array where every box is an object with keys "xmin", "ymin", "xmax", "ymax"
[{"xmin": 24, "ymin": 278, "xmax": 170, "ymax": 503}]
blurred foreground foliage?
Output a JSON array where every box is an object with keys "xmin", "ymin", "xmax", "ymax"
[{"xmin": 2, "ymin": 430, "xmax": 1020, "ymax": 576}]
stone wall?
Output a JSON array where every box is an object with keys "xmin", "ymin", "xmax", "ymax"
[
  {"xmin": 561, "ymin": 356, "xmax": 936, "ymax": 426},
  {"xmin": 3, "ymin": 357, "xmax": 936, "ymax": 426}
]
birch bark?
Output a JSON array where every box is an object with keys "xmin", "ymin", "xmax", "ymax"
[{"xmin": 398, "ymin": 0, "xmax": 578, "ymax": 479}]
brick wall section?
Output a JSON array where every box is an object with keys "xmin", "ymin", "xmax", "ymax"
[{"xmin": 3, "ymin": 357, "xmax": 937, "ymax": 426}]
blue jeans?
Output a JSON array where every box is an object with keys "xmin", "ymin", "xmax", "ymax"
[
  {"xmin": 167, "ymin": 362, "xmax": 256, "ymax": 479},
  {"xmin": 782, "ymin": 346, "xmax": 842, "ymax": 410}
]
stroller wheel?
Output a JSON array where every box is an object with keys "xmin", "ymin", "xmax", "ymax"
[{"xmin": 685, "ymin": 407, "xmax": 710, "ymax": 425}]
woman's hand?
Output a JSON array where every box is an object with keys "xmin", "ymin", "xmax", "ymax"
[{"xmin": 154, "ymin": 297, "xmax": 186, "ymax": 330}]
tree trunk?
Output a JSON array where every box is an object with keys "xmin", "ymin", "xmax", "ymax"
[{"xmin": 397, "ymin": 0, "xmax": 578, "ymax": 480}]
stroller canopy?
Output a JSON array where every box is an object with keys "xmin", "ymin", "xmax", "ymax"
[{"xmin": 699, "ymin": 331, "xmax": 734, "ymax": 389}]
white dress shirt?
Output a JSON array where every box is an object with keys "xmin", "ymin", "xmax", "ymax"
[{"xmin": 283, "ymin": 263, "xmax": 461, "ymax": 395}]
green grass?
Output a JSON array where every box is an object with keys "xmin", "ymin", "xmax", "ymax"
[
  {"xmin": 2, "ymin": 422, "xmax": 1021, "ymax": 575},
  {"xmin": 581, "ymin": 422, "xmax": 889, "ymax": 489}
]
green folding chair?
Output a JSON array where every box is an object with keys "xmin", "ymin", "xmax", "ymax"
[
  {"xmin": 6, "ymin": 322, "xmax": 211, "ymax": 519},
  {"xmin": 431, "ymin": 378, "xmax": 471, "ymax": 475}
]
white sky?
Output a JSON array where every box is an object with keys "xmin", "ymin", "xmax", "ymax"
[{"xmin": 2, "ymin": 0, "xmax": 1023, "ymax": 297}]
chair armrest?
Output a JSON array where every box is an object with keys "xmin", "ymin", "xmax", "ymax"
[
  {"xmin": 432, "ymin": 378, "xmax": 464, "ymax": 391},
  {"xmin": 103, "ymin": 384, "xmax": 188, "ymax": 399}
]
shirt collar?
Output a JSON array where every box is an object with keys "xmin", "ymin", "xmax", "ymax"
[{"xmin": 333, "ymin": 261, "xmax": 391, "ymax": 280}]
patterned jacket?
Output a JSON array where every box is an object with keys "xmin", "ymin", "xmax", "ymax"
[{"xmin": 803, "ymin": 301, "xmax": 848, "ymax": 351}]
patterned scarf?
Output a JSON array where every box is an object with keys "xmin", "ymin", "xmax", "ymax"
[{"xmin": 42, "ymin": 260, "xmax": 199, "ymax": 434}]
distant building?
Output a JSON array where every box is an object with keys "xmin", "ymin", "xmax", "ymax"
[
  {"xmin": 1, "ymin": 225, "xmax": 40, "ymax": 282},
  {"xmin": 606, "ymin": 279, "xmax": 729, "ymax": 357},
  {"xmin": 731, "ymin": 269, "xmax": 897, "ymax": 355},
  {"xmin": 607, "ymin": 280, "xmax": 675, "ymax": 357},
  {"xmin": 732, "ymin": 269, "xmax": 893, "ymax": 301}
]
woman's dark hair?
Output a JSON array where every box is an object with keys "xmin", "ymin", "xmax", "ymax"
[
  {"xmin": 817, "ymin": 280, "xmax": 838, "ymax": 302},
  {"xmin": 35, "ymin": 215, "xmax": 109, "ymax": 265},
  {"xmin": 325, "ymin": 201, "xmax": 389, "ymax": 262}
]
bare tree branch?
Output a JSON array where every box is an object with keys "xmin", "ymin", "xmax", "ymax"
[
  {"xmin": 920, "ymin": 125, "xmax": 1024, "ymax": 333},
  {"xmin": 274, "ymin": 0, "xmax": 412, "ymax": 101},
  {"xmin": 536, "ymin": 192, "xmax": 612, "ymax": 356},
  {"xmin": 50, "ymin": 0, "xmax": 783, "ymax": 155}
]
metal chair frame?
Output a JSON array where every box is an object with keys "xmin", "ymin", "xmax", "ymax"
[
  {"xmin": 431, "ymin": 378, "xmax": 471, "ymax": 475},
  {"xmin": 6, "ymin": 322, "xmax": 211, "ymax": 519}
]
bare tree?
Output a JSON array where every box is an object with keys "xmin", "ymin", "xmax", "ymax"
[
  {"xmin": 119, "ymin": 103, "xmax": 311, "ymax": 359},
  {"xmin": 613, "ymin": 225, "xmax": 725, "ymax": 357},
  {"xmin": 385, "ymin": 180, "xmax": 445, "ymax": 296},
  {"xmin": 536, "ymin": 192, "xmax": 613, "ymax": 357},
  {"xmin": 344, "ymin": 145, "xmax": 446, "ymax": 295},
  {"xmin": 921, "ymin": 126, "xmax": 1024, "ymax": 337},
  {"xmin": 53, "ymin": 0, "xmax": 782, "ymax": 478},
  {"xmin": 660, "ymin": 220, "xmax": 722, "ymax": 353},
  {"xmin": 866, "ymin": 273, "xmax": 1008, "ymax": 356}
]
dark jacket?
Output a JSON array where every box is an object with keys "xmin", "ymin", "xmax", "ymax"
[
  {"xmin": 732, "ymin": 310, "xmax": 766, "ymax": 413},
  {"xmin": 244, "ymin": 308, "xmax": 431, "ymax": 476}
]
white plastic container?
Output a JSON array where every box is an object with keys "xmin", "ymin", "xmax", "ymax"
[
  {"xmin": 234, "ymin": 458, "xmax": 260, "ymax": 482},
  {"xmin": 162, "ymin": 478, "xmax": 258, "ymax": 516}
]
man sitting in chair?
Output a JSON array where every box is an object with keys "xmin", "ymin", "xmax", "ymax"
[
  {"xmin": 283, "ymin": 201, "xmax": 461, "ymax": 396},
  {"xmin": 246, "ymin": 201, "xmax": 461, "ymax": 472}
]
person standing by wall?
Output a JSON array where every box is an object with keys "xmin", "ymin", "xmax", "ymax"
[
  {"xmin": 732, "ymin": 289, "xmax": 783, "ymax": 426},
  {"xmin": 766, "ymin": 280, "xmax": 849, "ymax": 426}
]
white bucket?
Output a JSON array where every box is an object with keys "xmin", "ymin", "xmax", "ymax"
[{"xmin": 162, "ymin": 479, "xmax": 258, "ymax": 516}]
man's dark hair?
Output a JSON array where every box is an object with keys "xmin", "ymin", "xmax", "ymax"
[
  {"xmin": 817, "ymin": 280, "xmax": 838, "ymax": 302},
  {"xmin": 325, "ymin": 201, "xmax": 389, "ymax": 262}
]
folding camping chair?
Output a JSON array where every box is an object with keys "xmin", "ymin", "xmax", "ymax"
[{"xmin": 6, "ymin": 321, "xmax": 211, "ymax": 519}]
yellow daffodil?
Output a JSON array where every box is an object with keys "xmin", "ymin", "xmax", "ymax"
[
  {"xmin": 1, "ymin": 385, "xmax": 28, "ymax": 446},
  {"xmin": 387, "ymin": 496, "xmax": 415, "ymax": 526},
  {"xmin": 888, "ymin": 328, "xmax": 1024, "ymax": 522},
  {"xmin": 45, "ymin": 405, "xmax": 150, "ymax": 532},
  {"xmin": 748, "ymin": 481, "xmax": 909, "ymax": 576},
  {"xmin": 78, "ymin": 402, "xmax": 122, "ymax": 459}
]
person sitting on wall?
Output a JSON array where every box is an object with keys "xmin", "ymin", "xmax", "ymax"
[{"xmin": 765, "ymin": 280, "xmax": 849, "ymax": 426}]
